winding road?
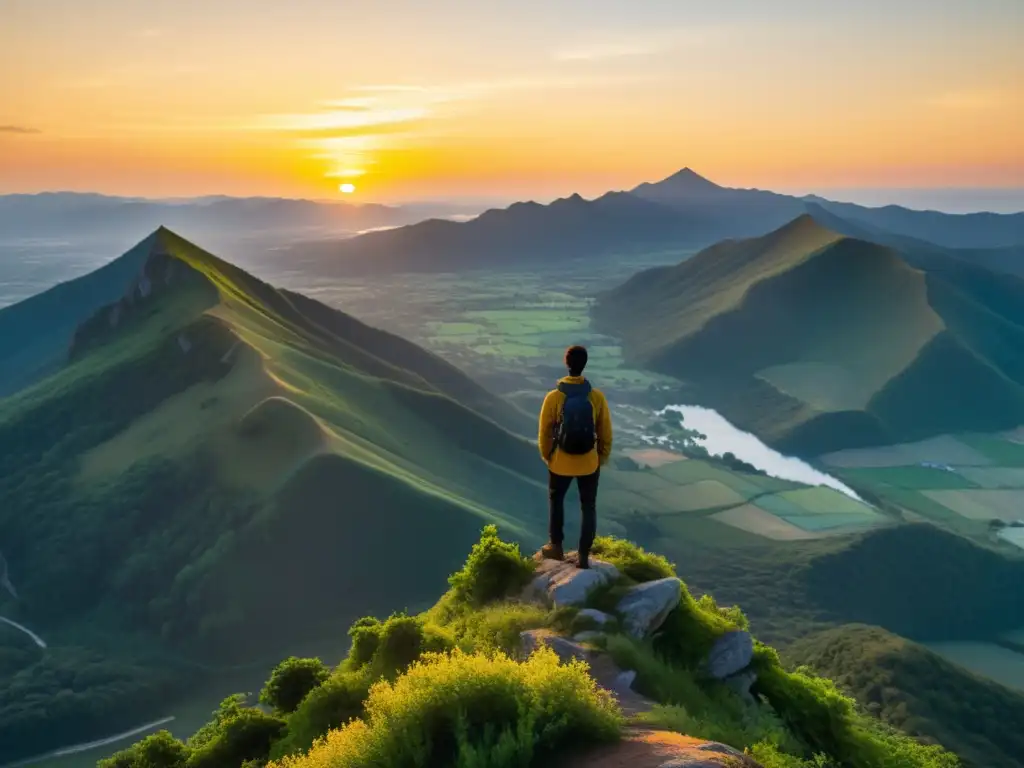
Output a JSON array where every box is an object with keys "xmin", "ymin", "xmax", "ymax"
[
  {"xmin": 0, "ymin": 616, "xmax": 46, "ymax": 649},
  {"xmin": 1, "ymin": 718, "xmax": 176, "ymax": 768},
  {"xmin": 0, "ymin": 551, "xmax": 45, "ymax": 648}
]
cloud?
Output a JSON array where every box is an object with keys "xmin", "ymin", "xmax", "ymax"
[{"xmin": 0, "ymin": 125, "xmax": 40, "ymax": 134}]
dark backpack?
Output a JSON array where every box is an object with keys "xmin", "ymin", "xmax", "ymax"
[{"xmin": 553, "ymin": 381, "xmax": 596, "ymax": 456}]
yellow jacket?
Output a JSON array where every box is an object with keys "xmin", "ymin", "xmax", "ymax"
[{"xmin": 538, "ymin": 376, "xmax": 613, "ymax": 476}]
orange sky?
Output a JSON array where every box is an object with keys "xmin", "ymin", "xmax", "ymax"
[{"xmin": 1, "ymin": 0, "xmax": 1021, "ymax": 202}]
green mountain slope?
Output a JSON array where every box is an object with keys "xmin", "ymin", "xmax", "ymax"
[
  {"xmin": 0, "ymin": 232, "xmax": 154, "ymax": 396},
  {"xmin": 593, "ymin": 214, "xmax": 1024, "ymax": 455},
  {"xmin": 788, "ymin": 624, "xmax": 1024, "ymax": 768},
  {"xmin": 0, "ymin": 228, "xmax": 545, "ymax": 763}
]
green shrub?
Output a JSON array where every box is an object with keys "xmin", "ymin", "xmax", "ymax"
[
  {"xmin": 696, "ymin": 593, "xmax": 750, "ymax": 631},
  {"xmin": 345, "ymin": 612, "xmax": 454, "ymax": 679},
  {"xmin": 98, "ymin": 730, "xmax": 189, "ymax": 768},
  {"xmin": 274, "ymin": 669, "xmax": 372, "ymax": 756},
  {"xmin": 447, "ymin": 524, "xmax": 535, "ymax": 607},
  {"xmin": 346, "ymin": 617, "xmax": 383, "ymax": 668},
  {"xmin": 186, "ymin": 707, "xmax": 285, "ymax": 768},
  {"xmin": 269, "ymin": 648, "xmax": 622, "ymax": 768},
  {"xmin": 590, "ymin": 536, "xmax": 675, "ymax": 581},
  {"xmin": 747, "ymin": 742, "xmax": 831, "ymax": 768},
  {"xmin": 260, "ymin": 657, "xmax": 330, "ymax": 714},
  {"xmin": 448, "ymin": 602, "xmax": 549, "ymax": 655}
]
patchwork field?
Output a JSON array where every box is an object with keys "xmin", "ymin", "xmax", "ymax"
[
  {"xmin": 821, "ymin": 434, "xmax": 993, "ymax": 468},
  {"xmin": 823, "ymin": 429, "xmax": 1024, "ymax": 546},
  {"xmin": 599, "ymin": 455, "xmax": 886, "ymax": 542},
  {"xmin": 712, "ymin": 504, "xmax": 822, "ymax": 541}
]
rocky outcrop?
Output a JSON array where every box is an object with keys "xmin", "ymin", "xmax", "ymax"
[
  {"xmin": 706, "ymin": 630, "xmax": 754, "ymax": 680},
  {"xmin": 525, "ymin": 556, "xmax": 619, "ymax": 607},
  {"xmin": 616, "ymin": 577, "xmax": 682, "ymax": 638}
]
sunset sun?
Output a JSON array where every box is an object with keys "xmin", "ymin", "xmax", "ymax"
[{"xmin": 339, "ymin": 183, "xmax": 356, "ymax": 194}]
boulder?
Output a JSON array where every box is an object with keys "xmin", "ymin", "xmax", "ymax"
[
  {"xmin": 723, "ymin": 668, "xmax": 758, "ymax": 701},
  {"xmin": 525, "ymin": 556, "xmax": 619, "ymax": 607},
  {"xmin": 613, "ymin": 669, "xmax": 637, "ymax": 693},
  {"xmin": 578, "ymin": 608, "xmax": 614, "ymax": 626},
  {"xmin": 616, "ymin": 577, "xmax": 682, "ymax": 638},
  {"xmin": 573, "ymin": 630, "xmax": 605, "ymax": 643},
  {"xmin": 706, "ymin": 630, "xmax": 754, "ymax": 680}
]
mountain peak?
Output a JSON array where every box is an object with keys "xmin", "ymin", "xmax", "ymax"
[{"xmin": 661, "ymin": 167, "xmax": 721, "ymax": 189}]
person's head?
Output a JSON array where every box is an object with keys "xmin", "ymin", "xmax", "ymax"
[{"xmin": 564, "ymin": 345, "xmax": 588, "ymax": 377}]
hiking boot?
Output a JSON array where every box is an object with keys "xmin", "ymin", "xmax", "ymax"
[
  {"xmin": 576, "ymin": 551, "xmax": 590, "ymax": 569},
  {"xmin": 540, "ymin": 543, "xmax": 564, "ymax": 561}
]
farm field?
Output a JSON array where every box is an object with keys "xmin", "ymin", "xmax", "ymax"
[{"xmin": 823, "ymin": 430, "xmax": 1024, "ymax": 547}]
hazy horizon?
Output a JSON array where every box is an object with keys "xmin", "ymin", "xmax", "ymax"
[{"xmin": 3, "ymin": 180, "xmax": 1023, "ymax": 216}]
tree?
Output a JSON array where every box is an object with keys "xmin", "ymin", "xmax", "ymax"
[
  {"xmin": 259, "ymin": 657, "xmax": 330, "ymax": 714},
  {"xmin": 98, "ymin": 730, "xmax": 188, "ymax": 768}
]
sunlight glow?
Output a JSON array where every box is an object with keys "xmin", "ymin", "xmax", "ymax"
[{"xmin": 339, "ymin": 183, "xmax": 356, "ymax": 194}]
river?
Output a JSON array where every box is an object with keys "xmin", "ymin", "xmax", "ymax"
[{"xmin": 660, "ymin": 404, "xmax": 860, "ymax": 499}]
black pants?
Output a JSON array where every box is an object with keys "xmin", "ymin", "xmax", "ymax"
[{"xmin": 548, "ymin": 470, "xmax": 599, "ymax": 556}]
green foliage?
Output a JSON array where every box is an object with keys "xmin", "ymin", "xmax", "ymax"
[
  {"xmin": 344, "ymin": 612, "xmax": 454, "ymax": 679},
  {"xmin": 0, "ymin": 644, "xmax": 183, "ymax": 765},
  {"xmin": 275, "ymin": 670, "xmax": 372, "ymax": 756},
  {"xmin": 788, "ymin": 624, "xmax": 1024, "ymax": 768},
  {"xmin": 608, "ymin": 637, "xmax": 800, "ymax": 755},
  {"xmin": 186, "ymin": 707, "xmax": 286, "ymax": 768},
  {"xmin": 590, "ymin": 535, "xmax": 676, "ymax": 581},
  {"xmin": 445, "ymin": 602, "xmax": 550, "ymax": 655},
  {"xmin": 269, "ymin": 648, "xmax": 621, "ymax": 768},
  {"xmin": 346, "ymin": 617, "xmax": 383, "ymax": 668},
  {"xmin": 752, "ymin": 654, "xmax": 960, "ymax": 768},
  {"xmin": 746, "ymin": 743, "xmax": 831, "ymax": 768},
  {"xmin": 696, "ymin": 593, "xmax": 751, "ymax": 631},
  {"xmin": 652, "ymin": 589, "xmax": 740, "ymax": 669},
  {"xmin": 98, "ymin": 730, "xmax": 189, "ymax": 768},
  {"xmin": 260, "ymin": 657, "xmax": 330, "ymax": 715},
  {"xmin": 447, "ymin": 524, "xmax": 535, "ymax": 607}
]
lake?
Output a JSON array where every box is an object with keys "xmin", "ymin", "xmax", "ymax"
[{"xmin": 661, "ymin": 404, "xmax": 861, "ymax": 499}]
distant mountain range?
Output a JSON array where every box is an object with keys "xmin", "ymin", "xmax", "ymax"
[
  {"xmin": 593, "ymin": 213, "xmax": 1024, "ymax": 456},
  {"xmin": 0, "ymin": 192, "xmax": 481, "ymax": 242},
  {"xmin": 283, "ymin": 168, "xmax": 1024, "ymax": 276}
]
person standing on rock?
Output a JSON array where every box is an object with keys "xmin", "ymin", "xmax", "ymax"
[{"xmin": 537, "ymin": 345, "xmax": 613, "ymax": 569}]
